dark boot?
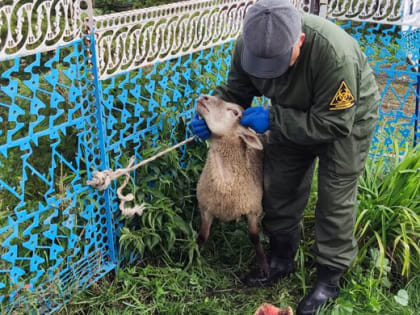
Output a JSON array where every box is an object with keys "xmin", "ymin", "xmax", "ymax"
[
  {"xmin": 243, "ymin": 233, "xmax": 299, "ymax": 287},
  {"xmin": 296, "ymin": 264, "xmax": 343, "ymax": 315}
]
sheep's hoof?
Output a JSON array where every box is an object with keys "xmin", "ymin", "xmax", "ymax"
[
  {"xmin": 262, "ymin": 261, "xmax": 270, "ymax": 277},
  {"xmin": 243, "ymin": 268, "xmax": 275, "ymax": 287},
  {"xmin": 197, "ymin": 235, "xmax": 207, "ymax": 248},
  {"xmin": 243, "ymin": 262, "xmax": 294, "ymax": 287}
]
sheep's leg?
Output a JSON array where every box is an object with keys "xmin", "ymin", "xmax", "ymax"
[
  {"xmin": 247, "ymin": 214, "xmax": 269, "ymax": 275},
  {"xmin": 198, "ymin": 210, "xmax": 213, "ymax": 247}
]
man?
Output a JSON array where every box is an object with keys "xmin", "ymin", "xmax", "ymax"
[{"xmin": 191, "ymin": 0, "xmax": 380, "ymax": 314}]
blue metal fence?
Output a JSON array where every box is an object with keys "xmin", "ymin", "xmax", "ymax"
[
  {"xmin": 0, "ymin": 0, "xmax": 419, "ymax": 312},
  {"xmin": 340, "ymin": 22, "xmax": 420, "ymax": 151},
  {"xmin": 0, "ymin": 37, "xmax": 115, "ymax": 311}
]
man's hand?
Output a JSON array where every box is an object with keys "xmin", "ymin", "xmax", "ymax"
[
  {"xmin": 240, "ymin": 107, "xmax": 269, "ymax": 133},
  {"xmin": 191, "ymin": 114, "xmax": 211, "ymax": 140}
]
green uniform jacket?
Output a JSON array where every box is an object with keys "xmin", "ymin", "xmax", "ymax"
[{"xmin": 213, "ymin": 13, "xmax": 380, "ymax": 146}]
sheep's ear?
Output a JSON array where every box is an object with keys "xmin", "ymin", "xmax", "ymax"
[{"xmin": 237, "ymin": 127, "xmax": 264, "ymax": 150}]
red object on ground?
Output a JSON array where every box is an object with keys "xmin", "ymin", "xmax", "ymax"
[{"xmin": 254, "ymin": 303, "xmax": 294, "ymax": 315}]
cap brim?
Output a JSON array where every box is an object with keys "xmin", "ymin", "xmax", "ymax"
[{"xmin": 241, "ymin": 44, "xmax": 292, "ymax": 79}]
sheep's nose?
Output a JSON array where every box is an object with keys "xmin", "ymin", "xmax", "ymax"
[{"xmin": 199, "ymin": 95, "xmax": 209, "ymax": 102}]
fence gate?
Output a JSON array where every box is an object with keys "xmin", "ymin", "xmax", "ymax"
[{"xmin": 0, "ymin": 0, "xmax": 419, "ymax": 312}]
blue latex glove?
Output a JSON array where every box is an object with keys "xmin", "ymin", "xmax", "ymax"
[
  {"xmin": 191, "ymin": 114, "xmax": 211, "ymax": 140},
  {"xmin": 240, "ymin": 106, "xmax": 269, "ymax": 133}
]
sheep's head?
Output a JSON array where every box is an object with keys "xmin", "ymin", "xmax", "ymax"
[{"xmin": 196, "ymin": 95, "xmax": 263, "ymax": 150}]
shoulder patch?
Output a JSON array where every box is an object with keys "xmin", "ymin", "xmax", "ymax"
[{"xmin": 329, "ymin": 80, "xmax": 355, "ymax": 110}]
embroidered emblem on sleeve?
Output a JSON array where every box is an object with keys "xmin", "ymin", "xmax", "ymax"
[{"xmin": 329, "ymin": 81, "xmax": 355, "ymax": 110}]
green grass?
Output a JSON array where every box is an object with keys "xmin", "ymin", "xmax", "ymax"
[
  {"xmin": 56, "ymin": 137, "xmax": 420, "ymax": 315},
  {"xmin": 61, "ymin": 264, "xmax": 419, "ymax": 314},
  {"xmin": 61, "ymin": 218, "xmax": 419, "ymax": 315}
]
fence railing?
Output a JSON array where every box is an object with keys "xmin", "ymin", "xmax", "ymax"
[{"xmin": 0, "ymin": 0, "xmax": 419, "ymax": 312}]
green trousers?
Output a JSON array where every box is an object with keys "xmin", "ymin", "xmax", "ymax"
[{"xmin": 262, "ymin": 122, "xmax": 375, "ymax": 270}]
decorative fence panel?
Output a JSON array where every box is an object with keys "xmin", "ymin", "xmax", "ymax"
[
  {"xmin": 0, "ymin": 37, "xmax": 116, "ymax": 310},
  {"xmin": 0, "ymin": 0, "xmax": 419, "ymax": 312},
  {"xmin": 0, "ymin": 1, "xmax": 115, "ymax": 311},
  {"xmin": 341, "ymin": 20, "xmax": 419, "ymax": 150},
  {"xmin": 327, "ymin": 0, "xmax": 420, "ymax": 150}
]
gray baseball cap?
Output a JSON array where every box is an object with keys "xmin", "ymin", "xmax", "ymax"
[{"xmin": 241, "ymin": 0, "xmax": 302, "ymax": 78}]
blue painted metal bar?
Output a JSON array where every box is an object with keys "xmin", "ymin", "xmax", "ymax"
[{"xmin": 86, "ymin": 32, "xmax": 117, "ymax": 265}]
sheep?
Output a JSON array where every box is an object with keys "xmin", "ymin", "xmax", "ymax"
[{"xmin": 195, "ymin": 94, "xmax": 269, "ymax": 276}]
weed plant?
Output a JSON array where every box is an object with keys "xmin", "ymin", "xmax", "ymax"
[{"xmin": 356, "ymin": 141, "xmax": 420, "ymax": 279}]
